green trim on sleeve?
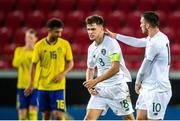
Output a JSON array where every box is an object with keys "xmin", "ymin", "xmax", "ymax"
[{"xmin": 110, "ymin": 53, "xmax": 120, "ymax": 62}]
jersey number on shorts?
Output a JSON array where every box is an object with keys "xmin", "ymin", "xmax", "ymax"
[
  {"xmin": 56, "ymin": 100, "xmax": 65, "ymax": 109},
  {"xmin": 99, "ymin": 58, "xmax": 105, "ymax": 66},
  {"xmin": 166, "ymin": 44, "xmax": 170, "ymax": 65},
  {"xmin": 120, "ymin": 99, "xmax": 129, "ymax": 111},
  {"xmin": 152, "ymin": 102, "xmax": 161, "ymax": 112}
]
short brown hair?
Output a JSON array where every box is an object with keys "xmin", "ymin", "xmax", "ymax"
[
  {"xmin": 85, "ymin": 15, "xmax": 105, "ymax": 26},
  {"xmin": 47, "ymin": 18, "xmax": 64, "ymax": 29},
  {"xmin": 142, "ymin": 11, "xmax": 159, "ymax": 28}
]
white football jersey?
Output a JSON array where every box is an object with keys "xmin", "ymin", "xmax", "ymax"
[
  {"xmin": 87, "ymin": 35, "xmax": 132, "ymax": 87},
  {"xmin": 142, "ymin": 31, "xmax": 171, "ymax": 92}
]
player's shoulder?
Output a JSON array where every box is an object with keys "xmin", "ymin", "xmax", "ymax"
[
  {"xmin": 105, "ymin": 35, "xmax": 118, "ymax": 43},
  {"xmin": 35, "ymin": 37, "xmax": 46, "ymax": 46},
  {"xmin": 152, "ymin": 31, "xmax": 169, "ymax": 44},
  {"xmin": 15, "ymin": 46, "xmax": 24, "ymax": 52},
  {"xmin": 58, "ymin": 37, "xmax": 69, "ymax": 42},
  {"xmin": 16, "ymin": 46, "xmax": 23, "ymax": 50},
  {"xmin": 88, "ymin": 41, "xmax": 95, "ymax": 50},
  {"xmin": 104, "ymin": 35, "xmax": 120, "ymax": 47},
  {"xmin": 157, "ymin": 31, "xmax": 169, "ymax": 41},
  {"xmin": 58, "ymin": 37, "xmax": 71, "ymax": 45},
  {"xmin": 105, "ymin": 35, "xmax": 115, "ymax": 41}
]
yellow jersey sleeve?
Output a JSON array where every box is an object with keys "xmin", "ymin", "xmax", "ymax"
[
  {"xmin": 65, "ymin": 41, "xmax": 73, "ymax": 61},
  {"xmin": 12, "ymin": 47, "xmax": 25, "ymax": 68},
  {"xmin": 33, "ymin": 62, "xmax": 41, "ymax": 88},
  {"xmin": 32, "ymin": 43, "xmax": 40, "ymax": 63},
  {"xmin": 12, "ymin": 47, "xmax": 36, "ymax": 89}
]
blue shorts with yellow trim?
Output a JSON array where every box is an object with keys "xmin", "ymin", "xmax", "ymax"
[
  {"xmin": 17, "ymin": 89, "xmax": 37, "ymax": 109},
  {"xmin": 37, "ymin": 90, "xmax": 65, "ymax": 112}
]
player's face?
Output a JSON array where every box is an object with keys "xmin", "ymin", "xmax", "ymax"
[
  {"xmin": 25, "ymin": 32, "xmax": 37, "ymax": 48},
  {"xmin": 49, "ymin": 28, "xmax": 63, "ymax": 40},
  {"xmin": 86, "ymin": 23, "xmax": 103, "ymax": 41},
  {"xmin": 140, "ymin": 17, "xmax": 148, "ymax": 35}
]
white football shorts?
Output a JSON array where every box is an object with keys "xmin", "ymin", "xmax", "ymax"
[
  {"xmin": 87, "ymin": 82, "xmax": 134, "ymax": 116},
  {"xmin": 136, "ymin": 89, "xmax": 172, "ymax": 119}
]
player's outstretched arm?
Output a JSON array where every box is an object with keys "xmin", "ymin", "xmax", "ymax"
[{"xmin": 106, "ymin": 29, "xmax": 147, "ymax": 48}]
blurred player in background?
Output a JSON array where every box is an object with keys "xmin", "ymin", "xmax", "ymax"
[
  {"xmin": 83, "ymin": 15, "xmax": 134, "ymax": 120},
  {"xmin": 24, "ymin": 18, "xmax": 74, "ymax": 120},
  {"xmin": 12, "ymin": 28, "xmax": 39, "ymax": 120},
  {"xmin": 106, "ymin": 11, "xmax": 172, "ymax": 120}
]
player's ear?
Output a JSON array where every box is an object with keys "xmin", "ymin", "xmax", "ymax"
[
  {"xmin": 100, "ymin": 25, "xmax": 104, "ymax": 31},
  {"xmin": 146, "ymin": 23, "xmax": 150, "ymax": 29}
]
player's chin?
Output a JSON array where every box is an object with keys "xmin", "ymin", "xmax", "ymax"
[
  {"xmin": 89, "ymin": 38, "xmax": 95, "ymax": 41},
  {"xmin": 142, "ymin": 29, "xmax": 148, "ymax": 35}
]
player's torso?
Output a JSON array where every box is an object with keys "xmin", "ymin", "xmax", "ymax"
[
  {"xmin": 89, "ymin": 36, "xmax": 128, "ymax": 86},
  {"xmin": 143, "ymin": 32, "xmax": 171, "ymax": 91},
  {"xmin": 39, "ymin": 39, "xmax": 67, "ymax": 70},
  {"xmin": 17, "ymin": 48, "xmax": 33, "ymax": 88},
  {"xmin": 91, "ymin": 41, "xmax": 111, "ymax": 70},
  {"xmin": 37, "ymin": 38, "xmax": 68, "ymax": 90}
]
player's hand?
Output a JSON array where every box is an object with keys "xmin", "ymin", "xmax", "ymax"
[
  {"xmin": 135, "ymin": 84, "xmax": 141, "ymax": 94},
  {"xmin": 105, "ymin": 29, "xmax": 117, "ymax": 39},
  {"xmin": 24, "ymin": 83, "xmax": 33, "ymax": 96},
  {"xmin": 88, "ymin": 88, "xmax": 97, "ymax": 95},
  {"xmin": 52, "ymin": 73, "xmax": 65, "ymax": 83},
  {"xmin": 83, "ymin": 79, "xmax": 98, "ymax": 90}
]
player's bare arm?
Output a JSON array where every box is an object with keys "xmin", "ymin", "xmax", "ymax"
[
  {"xmin": 52, "ymin": 60, "xmax": 74, "ymax": 83},
  {"xmin": 86, "ymin": 68, "xmax": 95, "ymax": 81},
  {"xmin": 83, "ymin": 61, "xmax": 119, "ymax": 89},
  {"xmin": 84, "ymin": 68, "xmax": 97, "ymax": 95},
  {"xmin": 24, "ymin": 63, "xmax": 37, "ymax": 96}
]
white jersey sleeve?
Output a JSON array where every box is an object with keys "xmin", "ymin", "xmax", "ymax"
[
  {"xmin": 87, "ymin": 45, "xmax": 95, "ymax": 68},
  {"xmin": 136, "ymin": 58, "xmax": 153, "ymax": 84},
  {"xmin": 109, "ymin": 38, "xmax": 121, "ymax": 56},
  {"xmin": 116, "ymin": 34, "xmax": 147, "ymax": 47}
]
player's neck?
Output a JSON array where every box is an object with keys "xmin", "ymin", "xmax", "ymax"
[
  {"xmin": 24, "ymin": 44, "xmax": 33, "ymax": 50},
  {"xmin": 46, "ymin": 36, "xmax": 57, "ymax": 45},
  {"xmin": 95, "ymin": 33, "xmax": 104, "ymax": 46},
  {"xmin": 148, "ymin": 28, "xmax": 159, "ymax": 38}
]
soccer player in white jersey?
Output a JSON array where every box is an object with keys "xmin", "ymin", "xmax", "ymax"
[
  {"xmin": 106, "ymin": 11, "xmax": 172, "ymax": 120},
  {"xmin": 83, "ymin": 15, "xmax": 134, "ymax": 120}
]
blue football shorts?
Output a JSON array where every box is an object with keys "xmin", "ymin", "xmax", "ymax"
[{"xmin": 37, "ymin": 90, "xmax": 65, "ymax": 112}]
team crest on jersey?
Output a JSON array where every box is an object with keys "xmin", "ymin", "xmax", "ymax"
[
  {"xmin": 101, "ymin": 49, "xmax": 106, "ymax": 55},
  {"xmin": 57, "ymin": 47, "xmax": 62, "ymax": 52}
]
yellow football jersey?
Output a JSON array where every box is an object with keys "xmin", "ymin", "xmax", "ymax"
[
  {"xmin": 12, "ymin": 47, "xmax": 40, "ymax": 89},
  {"xmin": 32, "ymin": 37, "xmax": 73, "ymax": 90}
]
